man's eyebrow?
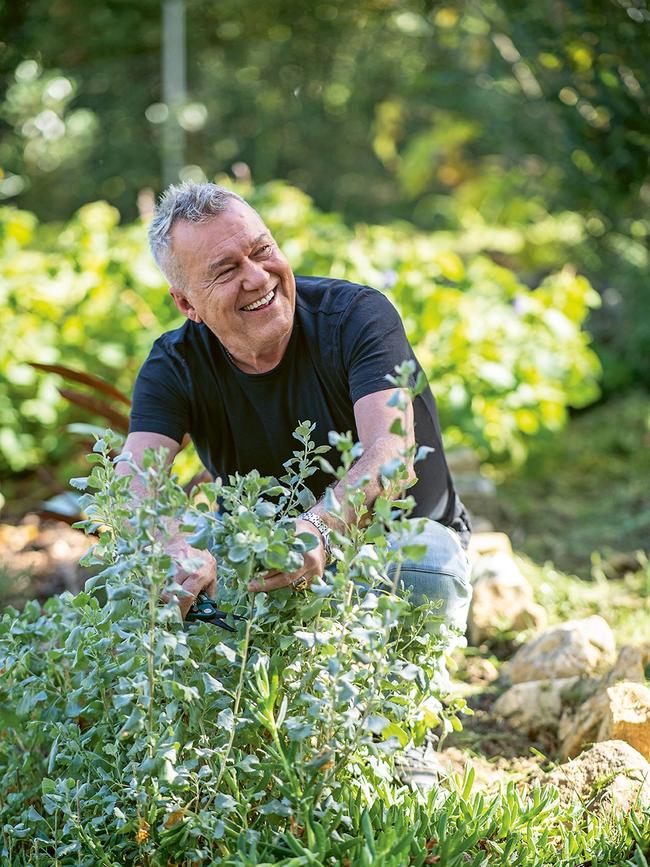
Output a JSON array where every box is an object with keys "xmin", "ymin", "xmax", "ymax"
[{"xmin": 206, "ymin": 233, "xmax": 272, "ymax": 275}]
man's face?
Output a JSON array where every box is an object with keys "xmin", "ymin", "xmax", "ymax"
[{"xmin": 168, "ymin": 199, "xmax": 296, "ymax": 356}]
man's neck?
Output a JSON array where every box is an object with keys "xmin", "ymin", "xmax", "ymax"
[{"xmin": 222, "ymin": 330, "xmax": 292, "ymax": 374}]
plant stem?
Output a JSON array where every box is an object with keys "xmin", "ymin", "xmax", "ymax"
[{"xmin": 213, "ymin": 594, "xmax": 254, "ymax": 792}]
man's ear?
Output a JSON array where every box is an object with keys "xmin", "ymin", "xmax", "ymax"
[{"xmin": 170, "ymin": 287, "xmax": 203, "ymax": 323}]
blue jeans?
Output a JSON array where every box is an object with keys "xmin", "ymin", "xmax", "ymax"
[
  {"xmin": 211, "ymin": 511, "xmax": 471, "ymax": 634},
  {"xmin": 385, "ymin": 518, "xmax": 472, "ymax": 634}
]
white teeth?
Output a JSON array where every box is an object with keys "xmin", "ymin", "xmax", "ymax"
[{"xmin": 242, "ymin": 289, "xmax": 274, "ymax": 311}]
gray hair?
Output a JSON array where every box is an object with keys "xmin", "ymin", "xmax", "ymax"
[{"xmin": 148, "ymin": 181, "xmax": 246, "ymax": 287}]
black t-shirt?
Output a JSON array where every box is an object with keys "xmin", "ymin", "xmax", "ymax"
[{"xmin": 129, "ymin": 276, "xmax": 470, "ymax": 544}]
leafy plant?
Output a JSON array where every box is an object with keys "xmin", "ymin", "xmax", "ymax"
[
  {"xmin": 1, "ymin": 371, "xmax": 648, "ymax": 863},
  {"xmin": 0, "ymin": 367, "xmax": 463, "ymax": 863}
]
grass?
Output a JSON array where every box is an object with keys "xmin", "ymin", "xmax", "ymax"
[
  {"xmin": 517, "ymin": 553, "xmax": 650, "ymax": 645},
  {"xmin": 472, "ymin": 389, "xmax": 650, "ymax": 647},
  {"xmin": 485, "ymin": 390, "xmax": 650, "ymax": 580}
]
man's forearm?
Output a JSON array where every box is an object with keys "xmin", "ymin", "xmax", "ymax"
[
  {"xmin": 115, "ymin": 462, "xmax": 188, "ymax": 547},
  {"xmin": 114, "ymin": 458, "xmax": 217, "ymax": 612},
  {"xmin": 310, "ymin": 436, "xmax": 414, "ymax": 534}
]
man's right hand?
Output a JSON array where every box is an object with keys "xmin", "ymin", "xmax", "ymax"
[
  {"xmin": 116, "ymin": 432, "xmax": 218, "ymax": 618},
  {"xmin": 164, "ymin": 538, "xmax": 218, "ymax": 619}
]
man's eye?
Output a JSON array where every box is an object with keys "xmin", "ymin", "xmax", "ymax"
[{"xmin": 255, "ymin": 244, "xmax": 272, "ymax": 256}]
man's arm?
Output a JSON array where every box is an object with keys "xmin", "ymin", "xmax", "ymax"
[
  {"xmin": 248, "ymin": 387, "xmax": 414, "ymax": 592},
  {"xmin": 314, "ymin": 387, "xmax": 416, "ymax": 529},
  {"xmin": 116, "ymin": 431, "xmax": 217, "ymax": 617}
]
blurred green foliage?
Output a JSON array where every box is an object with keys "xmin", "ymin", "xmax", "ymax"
[
  {"xmin": 491, "ymin": 390, "xmax": 650, "ymax": 577},
  {"xmin": 0, "ymin": 180, "xmax": 600, "ymax": 478},
  {"xmin": 1, "ymin": 0, "xmax": 648, "ymax": 388}
]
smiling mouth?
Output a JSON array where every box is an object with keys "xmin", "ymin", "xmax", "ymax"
[{"xmin": 241, "ymin": 288, "xmax": 276, "ymax": 312}]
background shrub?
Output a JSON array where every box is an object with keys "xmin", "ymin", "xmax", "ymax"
[{"xmin": 0, "ymin": 181, "xmax": 600, "ymax": 479}]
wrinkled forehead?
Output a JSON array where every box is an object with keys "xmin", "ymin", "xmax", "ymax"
[{"xmin": 170, "ymin": 199, "xmax": 272, "ymax": 273}]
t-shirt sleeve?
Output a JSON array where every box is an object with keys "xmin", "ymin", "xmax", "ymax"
[
  {"xmin": 340, "ymin": 287, "xmax": 417, "ymax": 405},
  {"xmin": 128, "ymin": 339, "xmax": 190, "ymax": 444}
]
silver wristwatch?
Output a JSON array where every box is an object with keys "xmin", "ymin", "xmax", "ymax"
[{"xmin": 299, "ymin": 511, "xmax": 334, "ymax": 565}]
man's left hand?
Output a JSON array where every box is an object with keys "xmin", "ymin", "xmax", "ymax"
[{"xmin": 247, "ymin": 519, "xmax": 327, "ymax": 593}]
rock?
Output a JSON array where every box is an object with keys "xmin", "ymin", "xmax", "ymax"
[
  {"xmin": 395, "ymin": 742, "xmax": 448, "ymax": 792},
  {"xmin": 468, "ymin": 532, "xmax": 513, "ymax": 559},
  {"xmin": 468, "ymin": 552, "xmax": 546, "ymax": 645},
  {"xmin": 493, "ymin": 676, "xmax": 598, "ymax": 737},
  {"xmin": 602, "ymin": 644, "xmax": 650, "ymax": 688},
  {"xmin": 503, "ymin": 616, "xmax": 616, "ymax": 684},
  {"xmin": 545, "ymin": 740, "xmax": 650, "ymax": 813},
  {"xmin": 461, "ymin": 655, "xmax": 499, "ymax": 686},
  {"xmin": 400, "ymin": 745, "xmax": 543, "ymax": 795},
  {"xmin": 559, "ymin": 682, "xmax": 650, "ymax": 761}
]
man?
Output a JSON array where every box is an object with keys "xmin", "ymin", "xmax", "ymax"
[{"xmin": 121, "ymin": 182, "xmax": 472, "ymax": 629}]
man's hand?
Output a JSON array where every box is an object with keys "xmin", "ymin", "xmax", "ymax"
[
  {"xmin": 164, "ymin": 538, "xmax": 218, "ymax": 618},
  {"xmin": 115, "ymin": 432, "xmax": 218, "ymax": 618},
  {"xmin": 248, "ymin": 519, "xmax": 327, "ymax": 593}
]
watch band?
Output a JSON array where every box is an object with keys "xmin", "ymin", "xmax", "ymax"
[{"xmin": 300, "ymin": 511, "xmax": 334, "ymax": 565}]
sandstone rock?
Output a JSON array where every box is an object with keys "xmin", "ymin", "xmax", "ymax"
[
  {"xmin": 462, "ymin": 655, "xmax": 499, "ymax": 685},
  {"xmin": 559, "ymin": 682, "xmax": 650, "ymax": 761},
  {"xmin": 602, "ymin": 644, "xmax": 650, "ymax": 688},
  {"xmin": 503, "ymin": 616, "xmax": 616, "ymax": 685},
  {"xmin": 545, "ymin": 740, "xmax": 650, "ymax": 813},
  {"xmin": 510, "ymin": 602, "xmax": 547, "ymax": 634},
  {"xmin": 492, "ymin": 676, "xmax": 598, "ymax": 737},
  {"xmin": 400, "ymin": 745, "xmax": 544, "ymax": 795},
  {"xmin": 468, "ymin": 553, "xmax": 546, "ymax": 645},
  {"xmin": 395, "ymin": 742, "xmax": 448, "ymax": 792},
  {"xmin": 468, "ymin": 532, "xmax": 513, "ymax": 559}
]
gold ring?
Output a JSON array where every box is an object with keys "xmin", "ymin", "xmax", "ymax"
[{"xmin": 291, "ymin": 576, "xmax": 310, "ymax": 592}]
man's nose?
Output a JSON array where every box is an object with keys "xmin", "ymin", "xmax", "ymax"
[{"xmin": 240, "ymin": 258, "xmax": 268, "ymax": 292}]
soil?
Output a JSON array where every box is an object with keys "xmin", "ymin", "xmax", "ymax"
[
  {"xmin": 435, "ymin": 658, "xmax": 556, "ymax": 792},
  {"xmin": 0, "ymin": 513, "xmax": 93, "ymax": 608}
]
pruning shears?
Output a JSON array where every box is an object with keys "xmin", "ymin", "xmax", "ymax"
[{"xmin": 185, "ymin": 592, "xmax": 245, "ymax": 632}]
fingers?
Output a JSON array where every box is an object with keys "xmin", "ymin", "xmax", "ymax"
[
  {"xmin": 169, "ymin": 550, "xmax": 218, "ymax": 619},
  {"xmin": 176, "ymin": 572, "xmax": 211, "ymax": 618},
  {"xmin": 249, "ymin": 567, "xmax": 317, "ymax": 593},
  {"xmin": 248, "ymin": 572, "xmax": 296, "ymax": 593},
  {"xmin": 178, "ymin": 568, "xmax": 217, "ymax": 618},
  {"xmin": 248, "ymin": 547, "xmax": 327, "ymax": 594},
  {"xmin": 247, "ymin": 568, "xmax": 282, "ymax": 592},
  {"xmin": 163, "ymin": 583, "xmax": 193, "ymax": 619}
]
